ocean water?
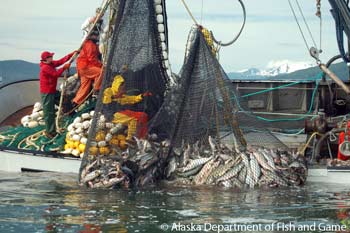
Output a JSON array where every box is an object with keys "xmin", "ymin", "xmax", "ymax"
[{"xmin": 0, "ymin": 171, "xmax": 350, "ymax": 233}]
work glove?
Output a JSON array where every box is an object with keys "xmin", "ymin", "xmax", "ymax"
[{"xmin": 63, "ymin": 63, "xmax": 71, "ymax": 70}]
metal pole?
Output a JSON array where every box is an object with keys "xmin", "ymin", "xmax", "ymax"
[{"xmin": 319, "ymin": 63, "xmax": 350, "ymax": 94}]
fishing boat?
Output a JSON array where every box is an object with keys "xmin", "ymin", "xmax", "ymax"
[
  {"xmin": 0, "ymin": 0, "xmax": 350, "ymax": 186},
  {"xmin": 0, "ymin": 80, "xmax": 342, "ymax": 185}
]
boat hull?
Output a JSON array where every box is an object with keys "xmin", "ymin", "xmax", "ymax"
[
  {"xmin": 1, "ymin": 150, "xmax": 349, "ymax": 184},
  {"xmin": 0, "ymin": 149, "xmax": 80, "ymax": 173}
]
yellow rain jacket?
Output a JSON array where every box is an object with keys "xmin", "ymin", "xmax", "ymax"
[
  {"xmin": 102, "ymin": 75, "xmax": 143, "ymax": 105},
  {"xmin": 102, "ymin": 74, "xmax": 148, "ymax": 140}
]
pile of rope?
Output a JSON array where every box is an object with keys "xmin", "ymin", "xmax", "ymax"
[{"xmin": 0, "ymin": 100, "xmax": 95, "ymax": 153}]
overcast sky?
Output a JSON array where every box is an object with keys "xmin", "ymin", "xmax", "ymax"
[{"xmin": 0, "ymin": 0, "xmax": 340, "ymax": 72}]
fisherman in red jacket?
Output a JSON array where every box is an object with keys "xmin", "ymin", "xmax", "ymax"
[
  {"xmin": 72, "ymin": 32, "xmax": 103, "ymax": 107},
  {"xmin": 39, "ymin": 51, "xmax": 75, "ymax": 138}
]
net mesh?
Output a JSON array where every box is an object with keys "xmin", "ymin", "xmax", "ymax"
[
  {"xmin": 149, "ymin": 27, "xmax": 287, "ymax": 151},
  {"xmin": 0, "ymin": 100, "xmax": 95, "ymax": 154},
  {"xmin": 80, "ymin": 0, "xmax": 169, "ymax": 176}
]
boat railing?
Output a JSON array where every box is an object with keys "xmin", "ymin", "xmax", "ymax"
[{"xmin": 0, "ymin": 79, "xmax": 40, "ymax": 124}]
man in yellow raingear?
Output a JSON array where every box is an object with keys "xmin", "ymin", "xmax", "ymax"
[{"xmin": 103, "ymin": 74, "xmax": 152, "ymax": 141}]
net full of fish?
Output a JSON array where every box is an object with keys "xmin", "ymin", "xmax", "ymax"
[
  {"xmin": 80, "ymin": 135, "xmax": 307, "ymax": 189},
  {"xmin": 79, "ymin": 137, "xmax": 169, "ymax": 189},
  {"xmin": 166, "ymin": 137, "xmax": 307, "ymax": 189}
]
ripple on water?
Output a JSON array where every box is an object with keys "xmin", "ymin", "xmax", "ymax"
[
  {"xmin": 0, "ymin": 172, "xmax": 350, "ymax": 232},
  {"xmin": 221, "ymin": 216, "xmax": 276, "ymax": 224},
  {"xmin": 175, "ymin": 209, "xmax": 200, "ymax": 217}
]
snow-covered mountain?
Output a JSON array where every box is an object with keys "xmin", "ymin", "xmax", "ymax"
[
  {"xmin": 237, "ymin": 60, "xmax": 315, "ymax": 77},
  {"xmin": 229, "ymin": 60, "xmax": 348, "ymax": 81},
  {"xmin": 260, "ymin": 60, "xmax": 314, "ymax": 76}
]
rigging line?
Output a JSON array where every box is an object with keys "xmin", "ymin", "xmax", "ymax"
[
  {"xmin": 295, "ymin": 0, "xmax": 318, "ymax": 49},
  {"xmin": 317, "ymin": 0, "xmax": 322, "ymax": 51},
  {"xmin": 200, "ymin": 0, "xmax": 204, "ymax": 25},
  {"xmin": 320, "ymin": 11, "xmax": 322, "ymax": 52},
  {"xmin": 287, "ymin": 0, "xmax": 310, "ymax": 52},
  {"xmin": 180, "ymin": 0, "xmax": 199, "ymax": 25}
]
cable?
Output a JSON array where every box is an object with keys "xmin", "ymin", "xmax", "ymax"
[
  {"xmin": 319, "ymin": 7, "xmax": 322, "ymax": 52},
  {"xmin": 239, "ymin": 73, "xmax": 322, "ymax": 99},
  {"xmin": 295, "ymin": 0, "xmax": 318, "ymax": 49},
  {"xmin": 287, "ymin": 0, "xmax": 310, "ymax": 52},
  {"xmin": 298, "ymin": 131, "xmax": 323, "ymax": 155},
  {"xmin": 230, "ymin": 73, "xmax": 323, "ymax": 122},
  {"xmin": 180, "ymin": 0, "xmax": 199, "ymax": 25},
  {"xmin": 210, "ymin": 0, "xmax": 246, "ymax": 47}
]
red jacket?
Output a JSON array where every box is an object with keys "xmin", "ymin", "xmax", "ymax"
[
  {"xmin": 77, "ymin": 40, "xmax": 102, "ymax": 70},
  {"xmin": 39, "ymin": 52, "xmax": 74, "ymax": 94}
]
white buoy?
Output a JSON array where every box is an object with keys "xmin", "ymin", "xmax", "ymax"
[
  {"xmin": 28, "ymin": 121, "xmax": 39, "ymax": 128},
  {"xmin": 72, "ymin": 134, "xmax": 81, "ymax": 142},
  {"xmin": 155, "ymin": 5, "xmax": 163, "ymax": 14},
  {"xmin": 98, "ymin": 141, "xmax": 107, "ymax": 147},
  {"xmin": 99, "ymin": 44, "xmax": 105, "ymax": 56},
  {"xmin": 81, "ymin": 113, "xmax": 90, "ymax": 120},
  {"xmin": 75, "ymin": 127, "xmax": 83, "ymax": 134},
  {"xmin": 163, "ymin": 60, "xmax": 170, "ymax": 69},
  {"xmin": 32, "ymin": 108, "xmax": 39, "ymax": 114},
  {"xmin": 105, "ymin": 133, "xmax": 112, "ymax": 142},
  {"xmin": 159, "ymin": 33, "xmax": 165, "ymax": 42},
  {"xmin": 73, "ymin": 117, "xmax": 82, "ymax": 124},
  {"xmin": 162, "ymin": 51, "xmax": 168, "ymax": 59},
  {"xmin": 82, "ymin": 121, "xmax": 90, "ymax": 129},
  {"xmin": 158, "ymin": 24, "xmax": 165, "ymax": 33},
  {"xmin": 33, "ymin": 102, "xmax": 42, "ymax": 110},
  {"xmin": 80, "ymin": 137, "xmax": 88, "ymax": 144},
  {"xmin": 74, "ymin": 122, "xmax": 83, "ymax": 129},
  {"xmin": 67, "ymin": 124, "xmax": 74, "ymax": 132},
  {"xmin": 90, "ymin": 141, "xmax": 97, "ymax": 147},
  {"xmin": 21, "ymin": 116, "xmax": 31, "ymax": 125},
  {"xmin": 161, "ymin": 42, "xmax": 167, "ymax": 51},
  {"xmin": 154, "ymin": 0, "xmax": 162, "ymax": 4},
  {"xmin": 156, "ymin": 14, "xmax": 164, "ymax": 24}
]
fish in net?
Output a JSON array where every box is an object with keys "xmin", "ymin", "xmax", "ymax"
[
  {"xmin": 0, "ymin": 0, "xmax": 309, "ymax": 189},
  {"xmin": 79, "ymin": 0, "xmax": 170, "ymax": 188}
]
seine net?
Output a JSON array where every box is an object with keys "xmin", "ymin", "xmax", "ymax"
[
  {"xmin": 79, "ymin": 0, "xmax": 169, "ymax": 182},
  {"xmin": 149, "ymin": 26, "xmax": 287, "ymax": 151}
]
